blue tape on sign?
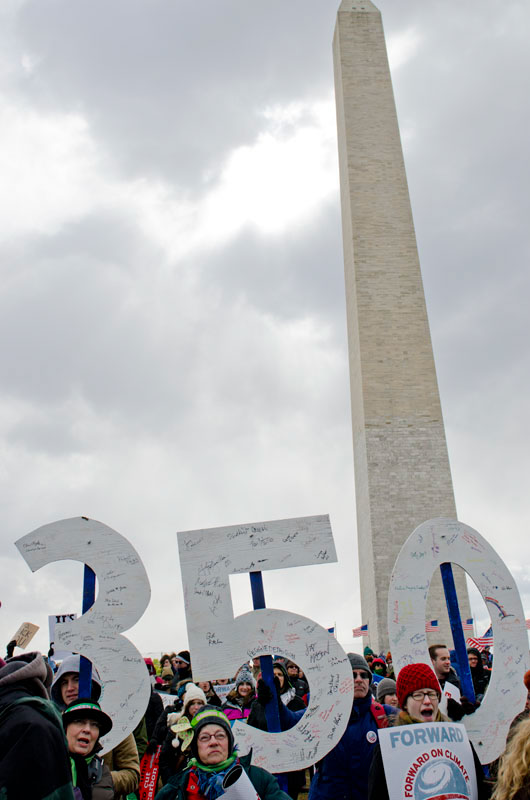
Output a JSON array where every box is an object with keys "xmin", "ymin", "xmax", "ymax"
[
  {"xmin": 440, "ymin": 562, "xmax": 476, "ymax": 704},
  {"xmin": 249, "ymin": 571, "xmax": 288, "ymax": 792},
  {"xmin": 78, "ymin": 564, "xmax": 96, "ymax": 698}
]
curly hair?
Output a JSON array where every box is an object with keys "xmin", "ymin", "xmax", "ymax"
[{"xmin": 492, "ymin": 717, "xmax": 530, "ymax": 800}]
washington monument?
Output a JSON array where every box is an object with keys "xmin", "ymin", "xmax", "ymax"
[{"xmin": 333, "ymin": 0, "xmax": 471, "ymax": 651}]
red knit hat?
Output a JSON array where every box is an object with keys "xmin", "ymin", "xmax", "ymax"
[
  {"xmin": 397, "ymin": 663, "xmax": 441, "ymax": 708},
  {"xmin": 523, "ymin": 670, "xmax": 530, "ymax": 692}
]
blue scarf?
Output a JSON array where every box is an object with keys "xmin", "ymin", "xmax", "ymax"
[{"xmin": 188, "ymin": 753, "xmax": 238, "ymax": 800}]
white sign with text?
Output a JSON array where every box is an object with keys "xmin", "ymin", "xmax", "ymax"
[
  {"xmin": 178, "ymin": 515, "xmax": 353, "ymax": 772},
  {"xmin": 16, "ymin": 517, "xmax": 151, "ymax": 754},
  {"xmin": 379, "ymin": 722, "xmax": 478, "ymax": 800}
]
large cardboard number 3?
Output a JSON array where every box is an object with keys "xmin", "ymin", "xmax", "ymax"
[
  {"xmin": 388, "ymin": 517, "xmax": 529, "ymax": 764},
  {"xmin": 16, "ymin": 516, "xmax": 151, "ymax": 754},
  {"xmin": 177, "ymin": 514, "xmax": 354, "ymax": 773}
]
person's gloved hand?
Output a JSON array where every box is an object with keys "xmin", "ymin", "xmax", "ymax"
[
  {"xmin": 256, "ymin": 677, "xmax": 282, "ymax": 708},
  {"xmin": 459, "ymin": 696, "xmax": 479, "ymax": 716},
  {"xmin": 6, "ymin": 640, "xmax": 16, "ymax": 659},
  {"xmin": 145, "ymin": 740, "xmax": 159, "ymax": 755},
  {"xmin": 256, "ymin": 678, "xmax": 273, "ymax": 706},
  {"xmin": 446, "ymin": 697, "xmax": 477, "ymax": 721}
]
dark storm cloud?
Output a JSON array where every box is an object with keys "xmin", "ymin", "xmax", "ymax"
[{"xmin": 13, "ymin": 0, "xmax": 336, "ymax": 185}]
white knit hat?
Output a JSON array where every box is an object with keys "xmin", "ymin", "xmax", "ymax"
[{"xmin": 182, "ymin": 682, "xmax": 207, "ymax": 711}]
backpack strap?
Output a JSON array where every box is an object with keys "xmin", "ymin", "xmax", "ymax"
[{"xmin": 370, "ymin": 699, "xmax": 389, "ymax": 729}]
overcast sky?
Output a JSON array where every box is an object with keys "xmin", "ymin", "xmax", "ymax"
[{"xmin": 1, "ymin": 0, "xmax": 529, "ymax": 661}]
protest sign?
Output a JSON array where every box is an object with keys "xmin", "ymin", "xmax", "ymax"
[
  {"xmin": 379, "ymin": 722, "xmax": 478, "ymax": 800},
  {"xmin": 178, "ymin": 514, "xmax": 353, "ymax": 772},
  {"xmin": 214, "ymin": 682, "xmax": 235, "ymax": 702},
  {"xmin": 11, "ymin": 621, "xmax": 39, "ymax": 649},
  {"xmin": 222, "ymin": 764, "xmax": 260, "ymax": 800},
  {"xmin": 388, "ymin": 517, "xmax": 529, "ymax": 763},
  {"xmin": 439, "ymin": 681, "xmax": 461, "ymax": 717},
  {"xmin": 48, "ymin": 613, "xmax": 77, "ymax": 661},
  {"xmin": 159, "ymin": 691, "xmax": 177, "ymax": 708},
  {"xmin": 16, "ymin": 516, "xmax": 151, "ymax": 754},
  {"xmin": 139, "ymin": 746, "xmax": 161, "ymax": 800}
]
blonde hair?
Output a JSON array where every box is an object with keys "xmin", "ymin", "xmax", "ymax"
[{"xmin": 493, "ymin": 717, "xmax": 530, "ymax": 800}]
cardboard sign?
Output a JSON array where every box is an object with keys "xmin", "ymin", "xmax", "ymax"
[
  {"xmin": 11, "ymin": 621, "xmax": 39, "ymax": 649},
  {"xmin": 439, "ymin": 681, "xmax": 461, "ymax": 717},
  {"xmin": 379, "ymin": 722, "xmax": 478, "ymax": 800},
  {"xmin": 388, "ymin": 518, "xmax": 529, "ymax": 763},
  {"xmin": 48, "ymin": 613, "xmax": 77, "ymax": 661},
  {"xmin": 178, "ymin": 515, "xmax": 353, "ymax": 772},
  {"xmin": 16, "ymin": 516, "xmax": 151, "ymax": 754}
]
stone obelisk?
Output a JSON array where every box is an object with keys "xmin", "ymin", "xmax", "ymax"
[{"xmin": 333, "ymin": 0, "xmax": 470, "ymax": 652}]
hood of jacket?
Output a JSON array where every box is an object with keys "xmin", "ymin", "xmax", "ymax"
[
  {"xmin": 51, "ymin": 654, "xmax": 102, "ymax": 708},
  {"xmin": 0, "ymin": 651, "xmax": 51, "ymax": 700}
]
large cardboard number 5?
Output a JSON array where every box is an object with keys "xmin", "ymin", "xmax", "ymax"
[
  {"xmin": 16, "ymin": 516, "xmax": 151, "ymax": 754},
  {"xmin": 388, "ymin": 517, "xmax": 529, "ymax": 764},
  {"xmin": 178, "ymin": 514, "xmax": 353, "ymax": 772}
]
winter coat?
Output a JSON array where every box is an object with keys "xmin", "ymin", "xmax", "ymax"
[
  {"xmin": 467, "ymin": 648, "xmax": 490, "ymax": 699},
  {"xmin": 222, "ymin": 691, "xmax": 254, "ymax": 723},
  {"xmin": 0, "ymin": 653, "xmax": 75, "ymax": 800},
  {"xmin": 151, "ymin": 701, "xmax": 182, "ymax": 748},
  {"xmin": 102, "ymin": 733, "xmax": 140, "ymax": 799},
  {"xmin": 69, "ymin": 751, "xmax": 114, "ymax": 800},
  {"xmin": 308, "ymin": 693, "xmax": 395, "ymax": 800},
  {"xmin": 145, "ymin": 690, "xmax": 164, "ymax": 740},
  {"xmin": 154, "ymin": 752, "xmax": 290, "ymax": 800}
]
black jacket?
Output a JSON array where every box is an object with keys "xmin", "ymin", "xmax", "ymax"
[{"xmin": 0, "ymin": 653, "xmax": 75, "ymax": 800}]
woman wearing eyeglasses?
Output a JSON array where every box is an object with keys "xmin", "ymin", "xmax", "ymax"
[
  {"xmin": 367, "ymin": 663, "xmax": 488, "ymax": 799},
  {"xmin": 154, "ymin": 705, "xmax": 290, "ymax": 800}
]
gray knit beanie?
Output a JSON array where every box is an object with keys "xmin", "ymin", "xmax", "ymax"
[
  {"xmin": 376, "ymin": 677, "xmax": 397, "ymax": 702},
  {"xmin": 347, "ymin": 653, "xmax": 371, "ymax": 674}
]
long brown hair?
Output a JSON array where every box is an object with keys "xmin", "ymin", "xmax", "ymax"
[{"xmin": 492, "ymin": 717, "xmax": 530, "ymax": 800}]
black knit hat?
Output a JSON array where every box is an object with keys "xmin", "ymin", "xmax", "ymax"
[
  {"xmin": 62, "ymin": 698, "xmax": 113, "ymax": 738},
  {"xmin": 189, "ymin": 705, "xmax": 234, "ymax": 759},
  {"xmin": 347, "ymin": 653, "xmax": 371, "ymax": 675}
]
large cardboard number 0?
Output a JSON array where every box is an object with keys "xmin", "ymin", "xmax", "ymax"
[
  {"xmin": 388, "ymin": 517, "xmax": 529, "ymax": 764},
  {"xmin": 16, "ymin": 516, "xmax": 151, "ymax": 754},
  {"xmin": 178, "ymin": 514, "xmax": 353, "ymax": 773}
]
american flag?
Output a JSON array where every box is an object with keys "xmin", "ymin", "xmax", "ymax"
[
  {"xmin": 462, "ymin": 618, "xmax": 474, "ymax": 632},
  {"xmin": 425, "ymin": 620, "xmax": 438, "ymax": 632},
  {"xmin": 466, "ymin": 626, "xmax": 493, "ymax": 651},
  {"xmin": 352, "ymin": 624, "xmax": 368, "ymax": 637},
  {"xmin": 327, "ymin": 626, "xmax": 336, "ymax": 636}
]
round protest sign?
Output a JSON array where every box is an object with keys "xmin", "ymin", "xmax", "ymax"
[{"xmin": 388, "ymin": 517, "xmax": 529, "ymax": 763}]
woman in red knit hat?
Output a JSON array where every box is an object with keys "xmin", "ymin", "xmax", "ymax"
[{"xmin": 367, "ymin": 663, "xmax": 488, "ymax": 799}]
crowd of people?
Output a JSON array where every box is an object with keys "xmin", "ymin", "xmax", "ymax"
[{"xmin": 1, "ymin": 640, "xmax": 529, "ymax": 800}]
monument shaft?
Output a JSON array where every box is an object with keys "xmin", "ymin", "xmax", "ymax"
[{"xmin": 333, "ymin": 1, "xmax": 470, "ymax": 651}]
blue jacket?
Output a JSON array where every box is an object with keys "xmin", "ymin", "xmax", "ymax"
[{"xmin": 279, "ymin": 693, "xmax": 396, "ymax": 800}]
